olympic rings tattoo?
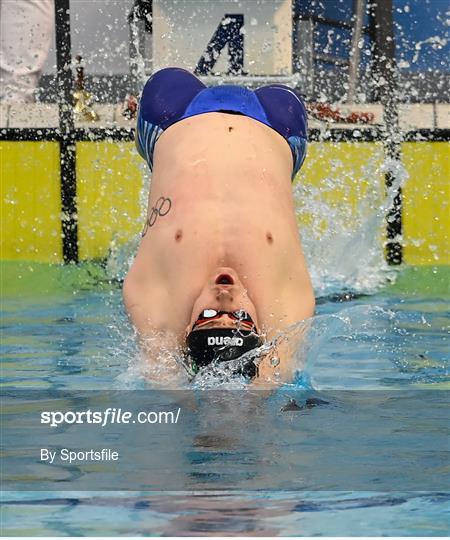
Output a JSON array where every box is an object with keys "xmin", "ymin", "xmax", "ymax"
[{"xmin": 141, "ymin": 196, "xmax": 172, "ymax": 237}]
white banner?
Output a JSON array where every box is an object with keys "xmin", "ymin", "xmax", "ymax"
[{"xmin": 153, "ymin": 0, "xmax": 292, "ymax": 76}]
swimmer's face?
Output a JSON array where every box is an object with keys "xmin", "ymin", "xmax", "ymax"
[{"xmin": 185, "ymin": 268, "xmax": 259, "ymax": 335}]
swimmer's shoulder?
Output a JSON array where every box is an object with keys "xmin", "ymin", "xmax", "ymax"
[{"xmin": 123, "ymin": 262, "xmax": 170, "ymax": 334}]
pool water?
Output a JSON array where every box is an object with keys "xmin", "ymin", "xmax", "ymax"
[{"xmin": 1, "ymin": 262, "xmax": 449, "ymax": 536}]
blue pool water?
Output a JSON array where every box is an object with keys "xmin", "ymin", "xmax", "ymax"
[{"xmin": 1, "ymin": 262, "xmax": 449, "ymax": 536}]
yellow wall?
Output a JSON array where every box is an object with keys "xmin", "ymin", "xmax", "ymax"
[
  {"xmin": 298, "ymin": 141, "xmax": 385, "ymax": 234},
  {"xmin": 1, "ymin": 140, "xmax": 448, "ymax": 265},
  {"xmin": 0, "ymin": 141, "xmax": 62, "ymax": 262},
  {"xmin": 402, "ymin": 142, "xmax": 449, "ymax": 265},
  {"xmin": 76, "ymin": 142, "xmax": 145, "ymax": 260}
]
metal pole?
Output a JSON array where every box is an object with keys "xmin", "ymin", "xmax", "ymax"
[
  {"xmin": 347, "ymin": 0, "xmax": 365, "ymax": 103},
  {"xmin": 128, "ymin": 0, "xmax": 153, "ymax": 93},
  {"xmin": 293, "ymin": 18, "xmax": 314, "ymax": 98},
  {"xmin": 128, "ymin": 14, "xmax": 147, "ymax": 94},
  {"xmin": 369, "ymin": 0, "xmax": 402, "ymax": 265},
  {"xmin": 55, "ymin": 0, "xmax": 78, "ymax": 263}
]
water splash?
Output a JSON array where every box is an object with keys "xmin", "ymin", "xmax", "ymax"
[
  {"xmin": 412, "ymin": 36, "xmax": 448, "ymax": 65},
  {"xmin": 295, "ymin": 154, "xmax": 408, "ymax": 296},
  {"xmin": 105, "ymin": 167, "xmax": 150, "ymax": 282},
  {"xmin": 111, "ymin": 303, "xmax": 398, "ymax": 390}
]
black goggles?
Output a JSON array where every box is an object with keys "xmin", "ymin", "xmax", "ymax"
[{"xmin": 193, "ymin": 309, "xmax": 255, "ymax": 328}]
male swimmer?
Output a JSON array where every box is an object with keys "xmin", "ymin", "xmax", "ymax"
[{"xmin": 123, "ymin": 67, "xmax": 315, "ymax": 381}]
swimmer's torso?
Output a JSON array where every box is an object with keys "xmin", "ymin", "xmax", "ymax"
[{"xmin": 124, "ymin": 113, "xmax": 314, "ymax": 339}]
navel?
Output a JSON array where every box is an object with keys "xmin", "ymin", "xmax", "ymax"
[
  {"xmin": 266, "ymin": 231, "xmax": 274, "ymax": 244},
  {"xmin": 175, "ymin": 229, "xmax": 183, "ymax": 242},
  {"xmin": 228, "ymin": 126, "xmax": 233, "ymax": 132}
]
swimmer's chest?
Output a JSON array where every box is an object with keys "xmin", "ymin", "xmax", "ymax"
[{"xmin": 142, "ymin": 210, "xmax": 304, "ymax": 311}]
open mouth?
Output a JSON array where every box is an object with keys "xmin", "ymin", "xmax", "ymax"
[{"xmin": 215, "ymin": 274, "xmax": 234, "ymax": 285}]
